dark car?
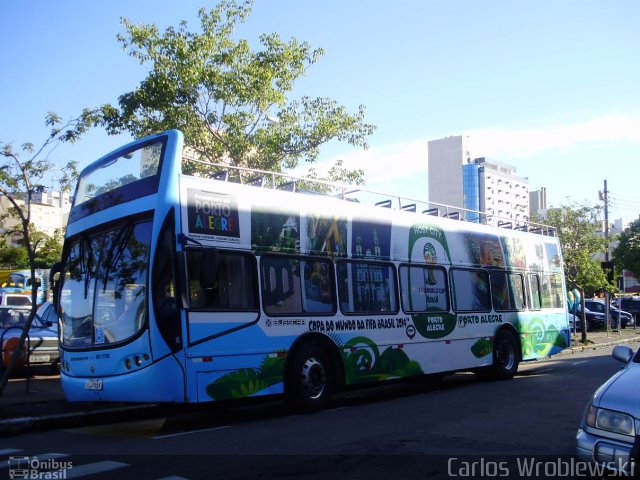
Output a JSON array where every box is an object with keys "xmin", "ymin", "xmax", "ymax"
[
  {"xmin": 584, "ymin": 299, "xmax": 633, "ymax": 329},
  {"xmin": 571, "ymin": 303, "xmax": 610, "ymax": 331},
  {"xmin": 0, "ymin": 306, "xmax": 59, "ymax": 373},
  {"xmin": 617, "ymin": 297, "xmax": 640, "ymax": 324}
]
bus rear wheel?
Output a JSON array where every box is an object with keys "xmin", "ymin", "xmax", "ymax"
[
  {"xmin": 476, "ymin": 329, "xmax": 520, "ymax": 380},
  {"xmin": 286, "ymin": 343, "xmax": 332, "ymax": 413}
]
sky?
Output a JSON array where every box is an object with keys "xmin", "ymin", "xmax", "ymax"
[{"xmin": 1, "ymin": 0, "xmax": 639, "ymax": 223}]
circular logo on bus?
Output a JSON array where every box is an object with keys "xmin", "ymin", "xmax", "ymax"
[{"xmin": 423, "ymin": 242, "xmax": 437, "ymax": 264}]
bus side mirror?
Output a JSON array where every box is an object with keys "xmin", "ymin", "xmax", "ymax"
[
  {"xmin": 201, "ymin": 248, "xmax": 218, "ymax": 290},
  {"xmin": 50, "ymin": 261, "xmax": 64, "ymax": 314}
]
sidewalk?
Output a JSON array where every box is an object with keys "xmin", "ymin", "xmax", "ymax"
[
  {"xmin": 0, "ymin": 368, "xmax": 167, "ymax": 437},
  {"xmin": 1, "ymin": 328, "xmax": 640, "ymax": 437}
]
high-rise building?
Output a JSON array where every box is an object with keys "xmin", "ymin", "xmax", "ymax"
[
  {"xmin": 427, "ymin": 135, "xmax": 472, "ymax": 210},
  {"xmin": 529, "ymin": 188, "xmax": 547, "ymax": 217},
  {"xmin": 428, "ymin": 135, "xmax": 530, "ymax": 226},
  {"xmin": 0, "ymin": 191, "xmax": 71, "ymax": 247}
]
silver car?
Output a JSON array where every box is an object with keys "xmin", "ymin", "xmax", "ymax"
[{"xmin": 576, "ymin": 345, "xmax": 639, "ymax": 475}]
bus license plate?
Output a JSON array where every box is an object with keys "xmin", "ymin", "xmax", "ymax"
[
  {"xmin": 28, "ymin": 354, "xmax": 50, "ymax": 363},
  {"xmin": 85, "ymin": 379, "xmax": 103, "ymax": 390}
]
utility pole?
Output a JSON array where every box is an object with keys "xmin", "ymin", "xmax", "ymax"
[
  {"xmin": 604, "ymin": 179, "xmax": 609, "ymax": 262},
  {"xmin": 600, "ymin": 180, "xmax": 612, "ymax": 335}
]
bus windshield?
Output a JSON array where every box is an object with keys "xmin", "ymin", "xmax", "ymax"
[
  {"xmin": 74, "ymin": 141, "xmax": 163, "ymax": 208},
  {"xmin": 59, "ymin": 219, "xmax": 152, "ymax": 348}
]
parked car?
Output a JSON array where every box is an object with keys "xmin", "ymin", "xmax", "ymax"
[
  {"xmin": 571, "ymin": 304, "xmax": 610, "ymax": 331},
  {"xmin": 584, "ymin": 299, "xmax": 633, "ymax": 329},
  {"xmin": 616, "ymin": 297, "xmax": 640, "ymax": 325},
  {"xmin": 0, "ymin": 306, "xmax": 59, "ymax": 373},
  {"xmin": 567, "ymin": 312, "xmax": 582, "ymax": 331},
  {"xmin": 0, "ymin": 293, "xmax": 32, "ymax": 307},
  {"xmin": 577, "ymin": 345, "xmax": 639, "ymax": 475}
]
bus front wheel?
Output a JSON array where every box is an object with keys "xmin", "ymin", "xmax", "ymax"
[{"xmin": 286, "ymin": 343, "xmax": 332, "ymax": 413}]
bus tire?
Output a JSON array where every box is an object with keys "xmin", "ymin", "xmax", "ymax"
[
  {"xmin": 286, "ymin": 343, "xmax": 332, "ymax": 413},
  {"xmin": 476, "ymin": 329, "xmax": 520, "ymax": 381}
]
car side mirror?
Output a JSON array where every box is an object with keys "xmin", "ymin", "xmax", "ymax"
[{"xmin": 612, "ymin": 345, "xmax": 634, "ymax": 364}]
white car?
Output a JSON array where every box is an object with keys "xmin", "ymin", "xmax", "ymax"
[
  {"xmin": 0, "ymin": 293, "xmax": 32, "ymax": 306},
  {"xmin": 576, "ymin": 345, "xmax": 639, "ymax": 475}
]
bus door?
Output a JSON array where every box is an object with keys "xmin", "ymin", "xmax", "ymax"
[{"xmin": 184, "ymin": 248, "xmax": 259, "ymax": 350}]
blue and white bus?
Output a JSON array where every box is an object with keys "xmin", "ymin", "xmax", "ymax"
[{"xmin": 55, "ymin": 130, "xmax": 569, "ymax": 411}]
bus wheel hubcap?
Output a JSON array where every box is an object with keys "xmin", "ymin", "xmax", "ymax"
[
  {"xmin": 301, "ymin": 357, "xmax": 326, "ymax": 399},
  {"xmin": 497, "ymin": 341, "xmax": 515, "ymax": 370}
]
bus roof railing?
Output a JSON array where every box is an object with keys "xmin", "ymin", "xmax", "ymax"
[{"xmin": 182, "ymin": 157, "xmax": 557, "ymax": 237}]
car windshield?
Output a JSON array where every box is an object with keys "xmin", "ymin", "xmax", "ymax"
[
  {"xmin": 0, "ymin": 308, "xmax": 45, "ymax": 329},
  {"xmin": 586, "ymin": 302, "xmax": 605, "ymax": 313}
]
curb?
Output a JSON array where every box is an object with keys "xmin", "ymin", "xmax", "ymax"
[
  {"xmin": 565, "ymin": 335, "xmax": 640, "ymax": 354},
  {"xmin": 0, "ymin": 403, "xmax": 167, "ymax": 437}
]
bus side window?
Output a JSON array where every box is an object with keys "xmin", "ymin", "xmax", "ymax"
[
  {"xmin": 187, "ymin": 250, "xmax": 258, "ymax": 311},
  {"xmin": 261, "ymin": 256, "xmax": 334, "ymax": 315},
  {"xmin": 261, "ymin": 256, "xmax": 300, "ymax": 315},
  {"xmin": 489, "ymin": 271, "xmax": 511, "ymax": 311},
  {"xmin": 301, "ymin": 259, "xmax": 336, "ymax": 314},
  {"xmin": 399, "ymin": 265, "xmax": 449, "ymax": 313},
  {"xmin": 451, "ymin": 268, "xmax": 491, "ymax": 312},
  {"xmin": 529, "ymin": 274, "xmax": 542, "ymax": 310},
  {"xmin": 337, "ymin": 260, "xmax": 398, "ymax": 314},
  {"xmin": 541, "ymin": 273, "xmax": 563, "ymax": 308},
  {"xmin": 508, "ymin": 272, "xmax": 526, "ymax": 310}
]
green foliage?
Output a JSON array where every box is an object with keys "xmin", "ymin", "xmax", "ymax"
[
  {"xmin": 0, "ymin": 246, "xmax": 29, "ymax": 268},
  {"xmin": 544, "ymin": 204, "xmax": 611, "ymax": 292},
  {"xmin": 34, "ymin": 229, "xmax": 64, "ymax": 268},
  {"xmin": 98, "ymin": 0, "xmax": 375, "ymax": 181},
  {"xmin": 613, "ymin": 219, "xmax": 640, "ymax": 279}
]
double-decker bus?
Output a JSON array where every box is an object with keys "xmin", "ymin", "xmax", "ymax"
[{"xmin": 55, "ymin": 130, "xmax": 569, "ymax": 411}]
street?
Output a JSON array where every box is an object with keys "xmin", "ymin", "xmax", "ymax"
[{"xmin": 0, "ymin": 347, "xmax": 625, "ymax": 479}]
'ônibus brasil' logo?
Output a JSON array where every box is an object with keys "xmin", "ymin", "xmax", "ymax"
[{"xmin": 187, "ymin": 188, "xmax": 240, "ymax": 238}]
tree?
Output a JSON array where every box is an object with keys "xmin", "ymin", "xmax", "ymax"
[
  {"xmin": 0, "ymin": 245, "xmax": 28, "ymax": 268},
  {"xmin": 35, "ymin": 228, "xmax": 65, "ymax": 268},
  {"xmin": 613, "ymin": 218, "xmax": 640, "ymax": 280},
  {"xmin": 98, "ymin": 0, "xmax": 375, "ymax": 186},
  {"xmin": 0, "ymin": 112, "xmax": 90, "ymax": 394},
  {"xmin": 544, "ymin": 205, "xmax": 611, "ymax": 294}
]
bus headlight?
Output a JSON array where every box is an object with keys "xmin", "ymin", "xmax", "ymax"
[{"xmin": 585, "ymin": 403, "xmax": 635, "ymax": 436}]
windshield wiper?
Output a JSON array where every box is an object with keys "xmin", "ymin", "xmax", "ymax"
[
  {"xmin": 102, "ymin": 223, "xmax": 134, "ymax": 292},
  {"xmin": 82, "ymin": 237, "xmax": 94, "ymax": 300}
]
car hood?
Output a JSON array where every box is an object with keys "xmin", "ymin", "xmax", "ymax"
[{"xmin": 594, "ymin": 363, "xmax": 640, "ymax": 418}]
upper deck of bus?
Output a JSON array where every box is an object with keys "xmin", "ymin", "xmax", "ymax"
[{"xmin": 65, "ymin": 130, "xmax": 559, "ymax": 269}]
